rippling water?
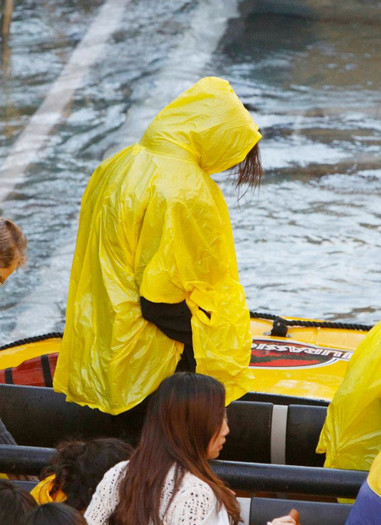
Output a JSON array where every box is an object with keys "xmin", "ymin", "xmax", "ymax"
[{"xmin": 1, "ymin": 0, "xmax": 381, "ymax": 345}]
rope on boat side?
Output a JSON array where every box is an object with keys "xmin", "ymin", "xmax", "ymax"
[
  {"xmin": 250, "ymin": 311, "xmax": 373, "ymax": 332},
  {"xmin": 0, "ymin": 313, "xmax": 374, "ymax": 352},
  {"xmin": 0, "ymin": 332, "xmax": 63, "ymax": 351}
]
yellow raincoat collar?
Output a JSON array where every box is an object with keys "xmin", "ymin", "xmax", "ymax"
[
  {"xmin": 140, "ymin": 76, "xmax": 262, "ymax": 174},
  {"xmin": 30, "ymin": 474, "xmax": 67, "ymax": 505}
]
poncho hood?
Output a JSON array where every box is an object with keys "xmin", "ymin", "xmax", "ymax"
[{"xmin": 140, "ymin": 76, "xmax": 262, "ymax": 174}]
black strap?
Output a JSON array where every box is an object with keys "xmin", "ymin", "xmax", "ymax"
[
  {"xmin": 41, "ymin": 354, "xmax": 53, "ymax": 387},
  {"xmin": 5, "ymin": 368, "xmax": 13, "ymax": 384}
]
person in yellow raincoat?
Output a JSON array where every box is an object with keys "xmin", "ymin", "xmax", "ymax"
[
  {"xmin": 53, "ymin": 76, "xmax": 262, "ymax": 415},
  {"xmin": 316, "ymin": 320, "xmax": 381, "ymax": 472}
]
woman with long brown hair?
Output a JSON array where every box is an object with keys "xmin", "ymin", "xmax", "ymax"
[{"xmin": 85, "ymin": 373, "xmax": 297, "ymax": 525}]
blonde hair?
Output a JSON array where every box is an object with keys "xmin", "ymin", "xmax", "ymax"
[{"xmin": 0, "ymin": 217, "xmax": 28, "ymax": 269}]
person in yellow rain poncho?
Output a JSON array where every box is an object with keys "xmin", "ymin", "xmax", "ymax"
[
  {"xmin": 316, "ymin": 320, "xmax": 381, "ymax": 471},
  {"xmin": 53, "ymin": 76, "xmax": 263, "ymax": 415}
]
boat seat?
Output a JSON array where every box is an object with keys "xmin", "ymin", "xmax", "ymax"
[
  {"xmin": 248, "ymin": 497, "xmax": 352, "ymax": 525},
  {"xmin": 221, "ymin": 401, "xmax": 327, "ymax": 466},
  {"xmin": 0, "ymin": 384, "xmax": 327, "ymax": 466}
]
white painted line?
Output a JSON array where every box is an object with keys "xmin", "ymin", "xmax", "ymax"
[
  {"xmin": 270, "ymin": 404, "xmax": 288, "ymax": 465},
  {"xmin": 0, "ymin": 0, "xmax": 131, "ymax": 203}
]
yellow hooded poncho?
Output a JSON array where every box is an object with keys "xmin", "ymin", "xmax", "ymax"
[
  {"xmin": 53, "ymin": 76, "xmax": 262, "ymax": 414},
  {"xmin": 317, "ymin": 320, "xmax": 381, "ymax": 471}
]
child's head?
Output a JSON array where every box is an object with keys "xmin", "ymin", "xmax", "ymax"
[
  {"xmin": 25, "ymin": 503, "xmax": 87, "ymax": 525},
  {"xmin": 0, "ymin": 478, "xmax": 37, "ymax": 525},
  {"xmin": 0, "ymin": 217, "xmax": 27, "ymax": 284},
  {"xmin": 39, "ymin": 436, "xmax": 133, "ymax": 511}
]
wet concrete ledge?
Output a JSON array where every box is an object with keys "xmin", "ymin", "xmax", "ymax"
[{"xmin": 240, "ymin": 0, "xmax": 381, "ymax": 24}]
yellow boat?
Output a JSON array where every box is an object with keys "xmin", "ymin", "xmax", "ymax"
[
  {"xmin": 0, "ymin": 312, "xmax": 371, "ymax": 403},
  {"xmin": 247, "ymin": 313, "xmax": 370, "ymax": 402}
]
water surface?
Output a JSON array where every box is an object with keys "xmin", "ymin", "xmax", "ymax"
[{"xmin": 1, "ymin": 0, "xmax": 381, "ymax": 344}]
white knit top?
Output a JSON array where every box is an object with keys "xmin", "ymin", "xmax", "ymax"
[{"xmin": 84, "ymin": 460, "xmax": 232, "ymax": 525}]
